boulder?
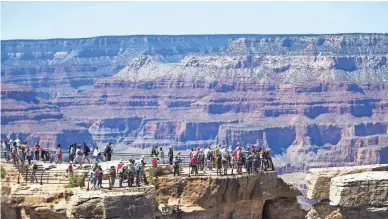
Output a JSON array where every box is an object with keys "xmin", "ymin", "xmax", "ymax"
[
  {"xmin": 330, "ymin": 171, "xmax": 388, "ymax": 208},
  {"xmin": 306, "ymin": 164, "xmax": 388, "ymax": 200}
]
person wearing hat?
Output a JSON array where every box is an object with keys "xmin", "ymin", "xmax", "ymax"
[
  {"xmin": 173, "ymin": 153, "xmax": 182, "ymax": 176},
  {"xmin": 168, "ymin": 146, "xmax": 174, "ymax": 165}
]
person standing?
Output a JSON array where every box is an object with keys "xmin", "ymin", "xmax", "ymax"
[
  {"xmin": 222, "ymin": 148, "xmax": 230, "ymax": 176},
  {"xmin": 109, "ymin": 166, "xmax": 116, "ymax": 188},
  {"xmin": 159, "ymin": 147, "xmax": 164, "ymax": 164},
  {"xmin": 168, "ymin": 146, "xmax": 174, "ymax": 165},
  {"xmin": 117, "ymin": 160, "xmax": 124, "ymax": 172},
  {"xmin": 152, "ymin": 155, "xmax": 158, "ymax": 168},
  {"xmin": 26, "ymin": 146, "xmax": 33, "ymax": 165},
  {"xmin": 73, "ymin": 146, "xmax": 83, "ymax": 167},
  {"xmin": 2, "ymin": 139, "xmax": 8, "ymax": 159},
  {"xmin": 127, "ymin": 163, "xmax": 135, "ymax": 187},
  {"xmin": 68, "ymin": 144, "xmax": 75, "ymax": 163},
  {"xmin": 35, "ymin": 142, "xmax": 41, "ymax": 161},
  {"xmin": 30, "ymin": 161, "xmax": 38, "ymax": 183},
  {"xmin": 198, "ymin": 149, "xmax": 205, "ymax": 171},
  {"xmin": 55, "ymin": 144, "xmax": 62, "ymax": 164},
  {"xmin": 96, "ymin": 166, "xmax": 103, "ymax": 189},
  {"xmin": 83, "ymin": 143, "xmax": 91, "ymax": 164},
  {"xmin": 190, "ymin": 152, "xmax": 198, "ymax": 176},
  {"xmin": 207, "ymin": 149, "xmax": 214, "ymax": 171},
  {"xmin": 173, "ymin": 153, "xmax": 181, "ymax": 176},
  {"xmin": 90, "ymin": 169, "xmax": 97, "ymax": 189},
  {"xmin": 67, "ymin": 161, "xmax": 74, "ymax": 177},
  {"xmin": 104, "ymin": 143, "xmax": 113, "ymax": 161},
  {"xmin": 237, "ymin": 147, "xmax": 243, "ymax": 174},
  {"xmin": 19, "ymin": 142, "xmax": 26, "ymax": 164},
  {"xmin": 118, "ymin": 166, "xmax": 124, "ymax": 188}
]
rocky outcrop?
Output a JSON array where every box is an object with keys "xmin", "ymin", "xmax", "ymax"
[
  {"xmin": 2, "ymin": 164, "xmax": 305, "ymax": 219},
  {"xmin": 330, "ymin": 171, "xmax": 388, "ymax": 208},
  {"xmin": 262, "ymin": 178, "xmax": 307, "ymax": 219},
  {"xmin": 68, "ymin": 189, "xmax": 156, "ymax": 219},
  {"xmin": 305, "ymin": 165, "xmax": 388, "ymax": 219},
  {"xmin": 155, "ymin": 171, "xmax": 278, "ymax": 219},
  {"xmin": 306, "ymin": 164, "xmax": 388, "ymax": 200}
]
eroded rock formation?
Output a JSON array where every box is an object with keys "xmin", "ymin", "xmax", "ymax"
[{"xmin": 306, "ymin": 164, "xmax": 388, "ymax": 219}]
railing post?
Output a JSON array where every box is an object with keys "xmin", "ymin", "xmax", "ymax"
[
  {"xmin": 87, "ymin": 176, "xmax": 90, "ymax": 191},
  {"xmin": 40, "ymin": 169, "xmax": 45, "ymax": 185},
  {"xmin": 25, "ymin": 166, "xmax": 29, "ymax": 184},
  {"xmin": 17, "ymin": 171, "xmax": 20, "ymax": 184}
]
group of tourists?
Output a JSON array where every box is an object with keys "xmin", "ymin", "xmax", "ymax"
[
  {"xmin": 149, "ymin": 146, "xmax": 182, "ymax": 176},
  {"xmin": 187, "ymin": 144, "xmax": 274, "ymax": 176},
  {"xmin": 86, "ymin": 157, "xmax": 148, "ymax": 189},
  {"xmin": 1, "ymin": 138, "xmax": 55, "ymax": 165}
]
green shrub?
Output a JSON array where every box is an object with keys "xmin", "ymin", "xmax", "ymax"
[
  {"xmin": 1, "ymin": 166, "xmax": 6, "ymax": 179},
  {"xmin": 147, "ymin": 167, "xmax": 165, "ymax": 185},
  {"xmin": 65, "ymin": 174, "xmax": 86, "ymax": 188}
]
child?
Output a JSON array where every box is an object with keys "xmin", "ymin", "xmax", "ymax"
[{"xmin": 67, "ymin": 161, "xmax": 74, "ymax": 177}]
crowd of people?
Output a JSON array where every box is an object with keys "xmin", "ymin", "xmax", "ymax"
[
  {"xmin": 84, "ymin": 157, "xmax": 149, "ymax": 189},
  {"xmin": 186, "ymin": 144, "xmax": 274, "ymax": 176},
  {"xmin": 1, "ymin": 138, "xmax": 55, "ymax": 165},
  {"xmin": 2, "ymin": 137, "xmax": 275, "ymax": 187},
  {"xmin": 148, "ymin": 144, "xmax": 275, "ymax": 177}
]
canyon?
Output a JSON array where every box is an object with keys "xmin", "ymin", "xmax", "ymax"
[{"xmin": 2, "ymin": 33, "xmax": 388, "ymax": 170}]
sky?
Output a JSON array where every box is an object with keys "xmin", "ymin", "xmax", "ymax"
[{"xmin": 1, "ymin": 1, "xmax": 388, "ymax": 40}]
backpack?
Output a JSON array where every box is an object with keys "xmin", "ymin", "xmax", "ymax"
[
  {"xmin": 105, "ymin": 145, "xmax": 112, "ymax": 154},
  {"xmin": 84, "ymin": 146, "xmax": 90, "ymax": 153},
  {"xmin": 135, "ymin": 166, "xmax": 141, "ymax": 173},
  {"xmin": 207, "ymin": 151, "xmax": 213, "ymax": 160},
  {"xmin": 70, "ymin": 147, "xmax": 75, "ymax": 155},
  {"xmin": 198, "ymin": 152, "xmax": 204, "ymax": 161},
  {"xmin": 190, "ymin": 156, "xmax": 197, "ymax": 165}
]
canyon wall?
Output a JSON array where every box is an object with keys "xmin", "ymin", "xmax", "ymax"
[{"xmin": 2, "ymin": 33, "xmax": 388, "ymax": 170}]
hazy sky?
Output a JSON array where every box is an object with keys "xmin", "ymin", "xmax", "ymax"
[{"xmin": 1, "ymin": 1, "xmax": 388, "ymax": 40}]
